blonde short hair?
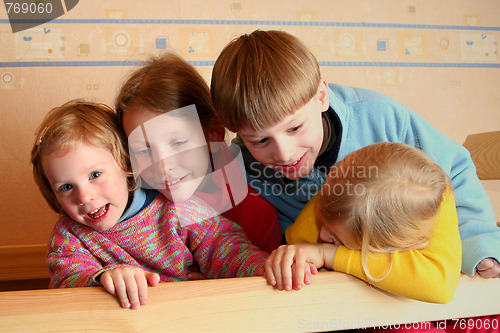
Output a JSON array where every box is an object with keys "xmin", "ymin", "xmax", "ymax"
[
  {"xmin": 318, "ymin": 142, "xmax": 450, "ymax": 281},
  {"xmin": 211, "ymin": 30, "xmax": 321, "ymax": 132},
  {"xmin": 31, "ymin": 100, "xmax": 133, "ymax": 215}
]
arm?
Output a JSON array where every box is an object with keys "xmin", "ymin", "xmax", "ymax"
[
  {"xmin": 47, "ymin": 224, "xmax": 141, "ymax": 289},
  {"xmin": 331, "ymin": 84, "xmax": 499, "ymax": 276},
  {"xmin": 286, "ymin": 191, "xmax": 461, "ymax": 303},
  {"xmin": 47, "ymin": 220, "xmax": 109, "ymax": 288},
  {"xmin": 403, "ymin": 110, "xmax": 500, "ymax": 276},
  {"xmin": 48, "ymin": 218, "xmax": 159, "ymax": 309},
  {"xmin": 173, "ymin": 198, "xmax": 268, "ymax": 278},
  {"xmin": 193, "ymin": 216, "xmax": 268, "ymax": 278}
]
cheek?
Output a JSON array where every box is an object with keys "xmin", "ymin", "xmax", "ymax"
[
  {"xmin": 58, "ymin": 198, "xmax": 79, "ymax": 220},
  {"xmin": 318, "ymin": 226, "xmax": 332, "ymax": 243},
  {"xmin": 106, "ymin": 171, "xmax": 130, "ymax": 195},
  {"xmin": 247, "ymin": 147, "xmax": 269, "ymax": 164}
]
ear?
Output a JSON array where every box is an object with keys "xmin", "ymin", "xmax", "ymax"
[{"xmin": 317, "ymin": 79, "xmax": 329, "ymax": 112}]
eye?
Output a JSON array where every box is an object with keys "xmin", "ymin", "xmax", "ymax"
[
  {"xmin": 58, "ymin": 184, "xmax": 73, "ymax": 192},
  {"xmin": 134, "ymin": 147, "xmax": 151, "ymax": 156},
  {"xmin": 172, "ymin": 140, "xmax": 188, "ymax": 148},
  {"xmin": 90, "ymin": 171, "xmax": 101, "ymax": 179},
  {"xmin": 287, "ymin": 124, "xmax": 302, "ymax": 134},
  {"xmin": 251, "ymin": 137, "xmax": 269, "ymax": 147}
]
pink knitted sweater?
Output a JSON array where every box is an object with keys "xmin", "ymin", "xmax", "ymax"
[{"xmin": 47, "ymin": 194, "xmax": 268, "ymax": 288}]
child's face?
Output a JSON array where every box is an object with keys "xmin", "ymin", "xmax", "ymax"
[
  {"xmin": 317, "ymin": 217, "xmax": 361, "ymax": 251},
  {"xmin": 122, "ymin": 106, "xmax": 210, "ymax": 203},
  {"xmin": 238, "ymin": 81, "xmax": 329, "ymax": 180},
  {"xmin": 41, "ymin": 142, "xmax": 130, "ymax": 231}
]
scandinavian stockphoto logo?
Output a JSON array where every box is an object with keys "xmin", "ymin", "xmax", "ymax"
[{"xmin": 4, "ymin": 0, "xmax": 79, "ymax": 33}]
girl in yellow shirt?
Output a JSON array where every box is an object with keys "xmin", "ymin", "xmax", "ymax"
[{"xmin": 265, "ymin": 142, "xmax": 461, "ymax": 303}]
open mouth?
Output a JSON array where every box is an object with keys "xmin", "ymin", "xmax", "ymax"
[
  {"xmin": 166, "ymin": 178, "xmax": 182, "ymax": 186},
  {"xmin": 163, "ymin": 174, "xmax": 188, "ymax": 190},
  {"xmin": 286, "ymin": 158, "xmax": 301, "ymax": 167},
  {"xmin": 277, "ymin": 153, "xmax": 306, "ymax": 171},
  {"xmin": 87, "ymin": 204, "xmax": 109, "ymax": 219}
]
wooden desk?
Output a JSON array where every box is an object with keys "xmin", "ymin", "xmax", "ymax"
[{"xmin": 0, "ymin": 272, "xmax": 499, "ymax": 332}]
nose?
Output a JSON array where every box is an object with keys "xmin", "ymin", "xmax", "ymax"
[
  {"xmin": 76, "ymin": 185, "xmax": 93, "ymax": 205},
  {"xmin": 272, "ymin": 137, "xmax": 295, "ymax": 164},
  {"xmin": 160, "ymin": 153, "xmax": 178, "ymax": 177}
]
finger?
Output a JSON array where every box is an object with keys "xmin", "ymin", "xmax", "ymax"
[
  {"xmin": 113, "ymin": 275, "xmax": 130, "ymax": 309},
  {"xmin": 100, "ymin": 272, "xmax": 116, "ymax": 295},
  {"xmin": 293, "ymin": 248, "xmax": 311, "ymax": 290},
  {"xmin": 265, "ymin": 254, "xmax": 277, "ymax": 286},
  {"xmin": 254, "ymin": 266, "xmax": 265, "ymax": 277},
  {"xmin": 280, "ymin": 247, "xmax": 296, "ymax": 291},
  {"xmin": 135, "ymin": 273, "xmax": 149, "ymax": 307},
  {"xmin": 477, "ymin": 258, "xmax": 494, "ymax": 271},
  {"xmin": 123, "ymin": 273, "xmax": 141, "ymax": 309},
  {"xmin": 476, "ymin": 258, "xmax": 498, "ymax": 279},
  {"xmin": 271, "ymin": 247, "xmax": 287, "ymax": 290},
  {"xmin": 187, "ymin": 272, "xmax": 206, "ymax": 280},
  {"xmin": 477, "ymin": 269, "xmax": 496, "ymax": 279},
  {"xmin": 302, "ymin": 263, "xmax": 312, "ymax": 287},
  {"xmin": 146, "ymin": 272, "xmax": 160, "ymax": 286}
]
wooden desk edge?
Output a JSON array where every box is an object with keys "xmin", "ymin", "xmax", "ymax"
[{"xmin": 0, "ymin": 272, "xmax": 499, "ymax": 332}]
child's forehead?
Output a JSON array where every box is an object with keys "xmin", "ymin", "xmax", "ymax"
[
  {"xmin": 44, "ymin": 140, "xmax": 107, "ymax": 157},
  {"xmin": 238, "ymin": 102, "xmax": 311, "ymax": 137},
  {"xmin": 128, "ymin": 110, "xmax": 205, "ymax": 143}
]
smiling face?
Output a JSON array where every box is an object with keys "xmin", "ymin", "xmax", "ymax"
[
  {"xmin": 41, "ymin": 142, "xmax": 130, "ymax": 231},
  {"xmin": 238, "ymin": 81, "xmax": 329, "ymax": 180},
  {"xmin": 122, "ymin": 106, "xmax": 210, "ymax": 203}
]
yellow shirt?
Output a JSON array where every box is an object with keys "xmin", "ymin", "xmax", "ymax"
[{"xmin": 286, "ymin": 190, "xmax": 461, "ymax": 304}]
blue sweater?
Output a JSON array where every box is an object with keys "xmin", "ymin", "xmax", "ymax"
[{"xmin": 236, "ymin": 83, "xmax": 499, "ymax": 276}]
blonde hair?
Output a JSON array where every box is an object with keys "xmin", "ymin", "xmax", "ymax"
[
  {"xmin": 31, "ymin": 100, "xmax": 133, "ymax": 215},
  {"xmin": 115, "ymin": 52, "xmax": 224, "ymax": 142},
  {"xmin": 211, "ymin": 30, "xmax": 321, "ymax": 132},
  {"xmin": 318, "ymin": 142, "xmax": 449, "ymax": 282}
]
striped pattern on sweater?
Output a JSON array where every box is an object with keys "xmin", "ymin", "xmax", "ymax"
[{"xmin": 47, "ymin": 194, "xmax": 267, "ymax": 288}]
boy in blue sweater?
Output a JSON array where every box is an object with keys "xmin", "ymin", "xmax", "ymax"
[{"xmin": 210, "ymin": 29, "xmax": 499, "ymax": 279}]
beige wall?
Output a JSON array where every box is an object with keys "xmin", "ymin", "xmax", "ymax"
[{"xmin": 1, "ymin": 0, "xmax": 499, "ymax": 248}]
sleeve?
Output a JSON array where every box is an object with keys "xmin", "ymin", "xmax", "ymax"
[
  {"xmin": 47, "ymin": 220, "xmax": 125, "ymax": 288},
  {"xmin": 333, "ymin": 190, "xmax": 461, "ymax": 304},
  {"xmin": 286, "ymin": 191, "xmax": 461, "ymax": 304},
  {"xmin": 285, "ymin": 195, "xmax": 321, "ymax": 245},
  {"xmin": 223, "ymin": 185, "xmax": 283, "ymax": 254},
  {"xmin": 173, "ymin": 200, "xmax": 268, "ymax": 278},
  {"xmin": 401, "ymin": 109, "xmax": 499, "ymax": 276}
]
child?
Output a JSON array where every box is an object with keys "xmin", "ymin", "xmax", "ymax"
[
  {"xmin": 266, "ymin": 142, "xmax": 462, "ymax": 303},
  {"xmin": 210, "ymin": 29, "xmax": 500, "ymax": 279},
  {"xmin": 31, "ymin": 100, "xmax": 269, "ymax": 309},
  {"xmin": 114, "ymin": 52, "xmax": 282, "ymax": 254}
]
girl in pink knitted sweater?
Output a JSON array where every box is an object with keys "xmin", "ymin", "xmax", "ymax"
[{"xmin": 31, "ymin": 100, "xmax": 268, "ymax": 309}]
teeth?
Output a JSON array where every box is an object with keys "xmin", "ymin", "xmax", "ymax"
[
  {"xmin": 288, "ymin": 159, "xmax": 300, "ymax": 166},
  {"xmin": 88, "ymin": 205, "xmax": 107, "ymax": 218},
  {"xmin": 166, "ymin": 178, "xmax": 181, "ymax": 186}
]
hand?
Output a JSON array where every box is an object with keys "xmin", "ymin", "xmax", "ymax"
[
  {"xmin": 476, "ymin": 258, "xmax": 500, "ymax": 278},
  {"xmin": 100, "ymin": 266, "xmax": 160, "ymax": 309},
  {"xmin": 186, "ymin": 264, "xmax": 206, "ymax": 280},
  {"xmin": 265, "ymin": 244, "xmax": 331, "ymax": 291}
]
